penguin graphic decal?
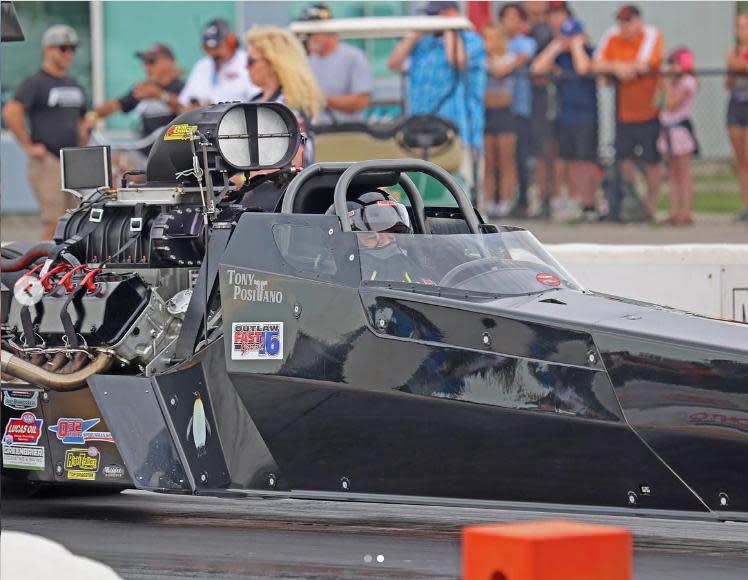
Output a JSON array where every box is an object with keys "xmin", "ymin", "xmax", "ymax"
[{"xmin": 186, "ymin": 391, "xmax": 211, "ymax": 456}]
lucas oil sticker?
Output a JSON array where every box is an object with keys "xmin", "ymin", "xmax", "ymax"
[
  {"xmin": 232, "ymin": 322, "xmax": 283, "ymax": 360},
  {"xmin": 65, "ymin": 447, "xmax": 100, "ymax": 480},
  {"xmin": 3, "ymin": 390, "xmax": 39, "ymax": 411},
  {"xmin": 163, "ymin": 123, "xmax": 197, "ymax": 141},
  {"xmin": 48, "ymin": 418, "xmax": 114, "ymax": 445},
  {"xmin": 2, "ymin": 444, "xmax": 45, "ymax": 470},
  {"xmin": 3, "ymin": 412, "xmax": 43, "ymax": 446}
]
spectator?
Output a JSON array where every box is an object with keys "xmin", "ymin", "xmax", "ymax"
[
  {"xmin": 179, "ymin": 19, "xmax": 257, "ymax": 108},
  {"xmin": 388, "ymin": 1, "xmax": 486, "ymax": 192},
  {"xmin": 657, "ymin": 47, "xmax": 699, "ymax": 225},
  {"xmin": 245, "ymin": 26, "xmax": 325, "ymax": 166},
  {"xmin": 91, "ymin": 43, "xmax": 183, "ymax": 156},
  {"xmin": 531, "ymin": 2, "xmax": 599, "ymax": 221},
  {"xmin": 524, "ymin": 1, "xmax": 560, "ymax": 217},
  {"xmin": 495, "ymin": 3, "xmax": 536, "ymax": 217},
  {"xmin": 299, "ymin": 3, "xmax": 373, "ymax": 126},
  {"xmin": 482, "ymin": 23, "xmax": 517, "ymax": 217},
  {"xmin": 2, "ymin": 25, "xmax": 87, "ymax": 240},
  {"xmin": 595, "ymin": 4, "xmax": 664, "ymax": 219},
  {"xmin": 726, "ymin": 11, "xmax": 748, "ymax": 221}
]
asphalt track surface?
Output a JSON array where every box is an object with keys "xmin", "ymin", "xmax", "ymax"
[{"xmin": 3, "ymin": 490, "xmax": 748, "ymax": 579}]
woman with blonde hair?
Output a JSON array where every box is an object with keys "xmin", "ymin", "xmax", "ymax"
[{"xmin": 245, "ymin": 26, "xmax": 325, "ymax": 164}]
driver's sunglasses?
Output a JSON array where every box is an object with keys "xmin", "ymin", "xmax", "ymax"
[{"xmin": 57, "ymin": 45, "xmax": 76, "ymax": 53}]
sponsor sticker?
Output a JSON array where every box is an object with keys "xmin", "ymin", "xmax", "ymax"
[
  {"xmin": 232, "ymin": 322, "xmax": 283, "ymax": 360},
  {"xmin": 64, "ymin": 447, "xmax": 100, "ymax": 475},
  {"xmin": 48, "ymin": 418, "xmax": 114, "ymax": 445},
  {"xmin": 2, "ymin": 443, "xmax": 45, "ymax": 470},
  {"xmin": 67, "ymin": 471, "xmax": 96, "ymax": 481},
  {"xmin": 163, "ymin": 123, "xmax": 197, "ymax": 141},
  {"xmin": 3, "ymin": 390, "xmax": 39, "ymax": 411},
  {"xmin": 536, "ymin": 273, "xmax": 561, "ymax": 287},
  {"xmin": 102, "ymin": 464, "xmax": 125, "ymax": 480},
  {"xmin": 3, "ymin": 412, "xmax": 44, "ymax": 446}
]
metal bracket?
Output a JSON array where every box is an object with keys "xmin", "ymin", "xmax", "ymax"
[{"xmin": 89, "ymin": 208, "xmax": 104, "ymax": 223}]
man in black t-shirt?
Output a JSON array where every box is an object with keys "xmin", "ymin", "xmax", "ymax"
[
  {"xmin": 2, "ymin": 25, "xmax": 87, "ymax": 239},
  {"xmin": 91, "ymin": 43, "xmax": 184, "ymax": 156}
]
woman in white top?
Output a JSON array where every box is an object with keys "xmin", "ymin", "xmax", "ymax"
[{"xmin": 245, "ymin": 26, "xmax": 325, "ymax": 166}]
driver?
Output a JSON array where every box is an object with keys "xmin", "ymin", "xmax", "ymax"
[{"xmin": 331, "ymin": 190, "xmax": 435, "ymax": 285}]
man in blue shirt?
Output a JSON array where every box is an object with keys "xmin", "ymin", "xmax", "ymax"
[
  {"xmin": 494, "ymin": 3, "xmax": 536, "ymax": 216},
  {"xmin": 389, "ymin": 1, "xmax": 486, "ymax": 194},
  {"xmin": 531, "ymin": 2, "xmax": 599, "ymax": 220}
]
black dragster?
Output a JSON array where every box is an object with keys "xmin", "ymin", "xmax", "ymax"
[{"xmin": 1, "ymin": 103, "xmax": 747, "ymax": 520}]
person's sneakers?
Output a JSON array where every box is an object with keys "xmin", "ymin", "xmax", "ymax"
[
  {"xmin": 579, "ymin": 207, "xmax": 600, "ymax": 223},
  {"xmin": 737, "ymin": 206, "xmax": 748, "ymax": 222}
]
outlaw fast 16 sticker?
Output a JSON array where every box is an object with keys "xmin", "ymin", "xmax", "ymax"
[
  {"xmin": 232, "ymin": 322, "xmax": 283, "ymax": 360},
  {"xmin": 48, "ymin": 418, "xmax": 114, "ymax": 445},
  {"xmin": 3, "ymin": 390, "xmax": 39, "ymax": 411},
  {"xmin": 3, "ymin": 412, "xmax": 44, "ymax": 446},
  {"xmin": 65, "ymin": 447, "xmax": 100, "ymax": 480}
]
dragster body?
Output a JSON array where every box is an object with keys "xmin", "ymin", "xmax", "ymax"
[{"xmin": 1, "ymin": 103, "xmax": 747, "ymax": 520}]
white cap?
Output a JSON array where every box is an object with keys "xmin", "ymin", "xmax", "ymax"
[{"xmin": 42, "ymin": 25, "xmax": 79, "ymax": 47}]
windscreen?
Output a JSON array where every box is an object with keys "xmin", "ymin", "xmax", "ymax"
[{"xmin": 356, "ymin": 231, "xmax": 582, "ymax": 295}]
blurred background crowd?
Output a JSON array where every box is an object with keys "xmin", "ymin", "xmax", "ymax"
[{"xmin": 2, "ymin": 0, "xmax": 747, "ymax": 240}]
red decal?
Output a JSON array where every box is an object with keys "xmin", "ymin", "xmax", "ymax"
[{"xmin": 536, "ymin": 273, "xmax": 560, "ymax": 287}]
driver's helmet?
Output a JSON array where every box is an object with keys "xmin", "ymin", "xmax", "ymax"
[{"xmin": 328, "ymin": 190, "xmax": 412, "ymax": 234}]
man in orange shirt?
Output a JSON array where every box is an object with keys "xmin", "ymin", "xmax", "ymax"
[{"xmin": 595, "ymin": 4, "xmax": 663, "ymax": 218}]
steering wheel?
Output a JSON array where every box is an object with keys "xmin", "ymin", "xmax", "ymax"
[{"xmin": 438, "ymin": 257, "xmax": 560, "ymax": 290}]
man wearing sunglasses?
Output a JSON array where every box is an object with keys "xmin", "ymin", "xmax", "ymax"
[
  {"xmin": 2, "ymin": 25, "xmax": 88, "ymax": 240},
  {"xmin": 90, "ymin": 43, "xmax": 183, "ymax": 155}
]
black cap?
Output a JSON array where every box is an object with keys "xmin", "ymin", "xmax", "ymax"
[
  {"xmin": 298, "ymin": 3, "xmax": 333, "ymax": 21},
  {"xmin": 616, "ymin": 4, "xmax": 641, "ymax": 21},
  {"xmin": 202, "ymin": 19, "xmax": 231, "ymax": 48},
  {"xmin": 425, "ymin": 1, "xmax": 459, "ymax": 16},
  {"xmin": 135, "ymin": 43, "xmax": 175, "ymax": 61}
]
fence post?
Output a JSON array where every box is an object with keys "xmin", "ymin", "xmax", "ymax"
[{"xmin": 610, "ymin": 77, "xmax": 623, "ymax": 222}]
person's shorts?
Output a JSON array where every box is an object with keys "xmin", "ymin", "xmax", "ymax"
[
  {"xmin": 557, "ymin": 122, "xmax": 598, "ymax": 162},
  {"xmin": 484, "ymin": 107, "xmax": 516, "ymax": 135},
  {"xmin": 615, "ymin": 118, "xmax": 661, "ymax": 164},
  {"xmin": 27, "ymin": 152, "xmax": 78, "ymax": 225},
  {"xmin": 727, "ymin": 99, "xmax": 748, "ymax": 127},
  {"xmin": 528, "ymin": 90, "xmax": 555, "ymax": 155}
]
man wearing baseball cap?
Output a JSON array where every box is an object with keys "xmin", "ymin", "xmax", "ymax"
[
  {"xmin": 595, "ymin": 4, "xmax": 664, "ymax": 219},
  {"xmin": 178, "ymin": 18, "xmax": 257, "ymax": 108},
  {"xmin": 531, "ymin": 2, "xmax": 600, "ymax": 221},
  {"xmin": 90, "ymin": 43, "xmax": 184, "ymax": 156},
  {"xmin": 2, "ymin": 24, "xmax": 87, "ymax": 240}
]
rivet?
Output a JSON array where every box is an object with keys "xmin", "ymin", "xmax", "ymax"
[
  {"xmin": 293, "ymin": 303, "xmax": 302, "ymax": 318},
  {"xmin": 482, "ymin": 332, "xmax": 491, "ymax": 347},
  {"xmin": 348, "ymin": 254, "xmax": 355, "ymax": 261},
  {"xmin": 588, "ymin": 351, "xmax": 596, "ymax": 364},
  {"xmin": 42, "ymin": 392, "xmax": 50, "ymax": 403},
  {"xmin": 200, "ymin": 473, "xmax": 207, "ymax": 483},
  {"xmin": 719, "ymin": 492, "xmax": 729, "ymax": 508},
  {"xmin": 268, "ymin": 473, "xmax": 277, "ymax": 488},
  {"xmin": 377, "ymin": 318, "xmax": 386, "ymax": 330},
  {"xmin": 328, "ymin": 228, "xmax": 334, "ymax": 235},
  {"xmin": 55, "ymin": 464, "xmax": 63, "ymax": 475},
  {"xmin": 340, "ymin": 476, "xmax": 351, "ymax": 491},
  {"xmin": 627, "ymin": 491, "xmax": 638, "ymax": 506},
  {"xmin": 170, "ymin": 396, "xmax": 178, "ymax": 407}
]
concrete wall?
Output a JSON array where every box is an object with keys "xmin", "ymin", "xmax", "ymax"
[{"xmin": 548, "ymin": 244, "xmax": 748, "ymax": 321}]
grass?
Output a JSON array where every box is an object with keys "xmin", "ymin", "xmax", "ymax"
[{"xmin": 656, "ymin": 190, "xmax": 743, "ymax": 213}]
